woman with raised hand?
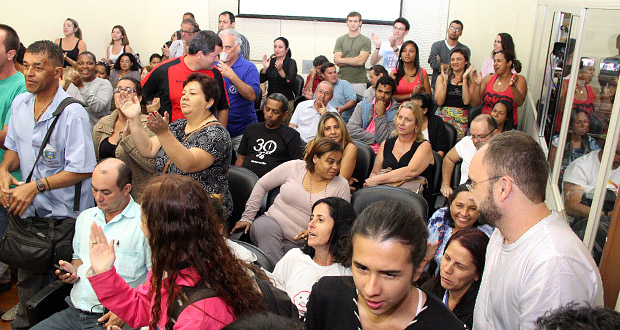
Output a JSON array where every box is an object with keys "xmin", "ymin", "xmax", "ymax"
[
  {"xmin": 260, "ymin": 37, "xmax": 298, "ymax": 106},
  {"xmin": 119, "ymin": 72, "xmax": 233, "ymax": 217},
  {"xmin": 307, "ymin": 113, "xmax": 357, "ymax": 184},
  {"xmin": 273, "ymin": 197, "xmax": 355, "ymax": 317},
  {"xmin": 232, "ymin": 138, "xmax": 351, "ymax": 263},
  {"xmin": 87, "ymin": 174, "xmax": 265, "ymax": 329},
  {"xmin": 54, "ymin": 18, "xmax": 87, "ymax": 68},
  {"xmin": 305, "ymin": 200, "xmax": 466, "ymax": 329},
  {"xmin": 391, "ymin": 40, "xmax": 432, "ymax": 103}
]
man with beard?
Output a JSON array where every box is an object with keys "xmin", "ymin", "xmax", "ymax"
[{"xmin": 469, "ymin": 131, "xmax": 603, "ymax": 330}]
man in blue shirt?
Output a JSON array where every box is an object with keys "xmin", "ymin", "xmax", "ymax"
[
  {"xmin": 216, "ymin": 29, "xmax": 261, "ymax": 152},
  {"xmin": 0, "ymin": 24, "xmax": 27, "ymax": 300},
  {"xmin": 0, "ymin": 40, "xmax": 96, "ymax": 330},
  {"xmin": 321, "ymin": 62, "xmax": 357, "ymax": 123},
  {"xmin": 31, "ymin": 158, "xmax": 150, "ymax": 330}
]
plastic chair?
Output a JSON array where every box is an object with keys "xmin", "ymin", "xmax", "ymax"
[
  {"xmin": 443, "ymin": 121, "xmax": 457, "ymax": 150},
  {"xmin": 351, "ymin": 185, "xmax": 428, "ymax": 221},
  {"xmin": 293, "ymin": 75, "xmax": 304, "ymax": 98},
  {"xmin": 231, "ymin": 239, "xmax": 276, "ymax": 272},
  {"xmin": 227, "ymin": 166, "xmax": 259, "ymax": 232},
  {"xmin": 351, "ymin": 140, "xmax": 376, "ymax": 190}
]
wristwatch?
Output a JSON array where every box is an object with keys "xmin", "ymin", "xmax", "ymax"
[{"xmin": 36, "ymin": 178, "xmax": 46, "ymax": 192}]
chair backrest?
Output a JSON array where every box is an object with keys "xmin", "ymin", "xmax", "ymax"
[
  {"xmin": 443, "ymin": 121, "xmax": 457, "ymax": 150},
  {"xmin": 351, "ymin": 140, "xmax": 376, "ymax": 190},
  {"xmin": 227, "ymin": 166, "xmax": 259, "ymax": 231},
  {"xmin": 351, "ymin": 186, "xmax": 428, "ymax": 221},
  {"xmin": 468, "ymin": 105, "xmax": 483, "ymax": 128},
  {"xmin": 452, "ymin": 161, "xmax": 462, "ymax": 188},
  {"xmin": 293, "ymin": 74, "xmax": 304, "ymax": 98},
  {"xmin": 231, "ymin": 239, "xmax": 276, "ymax": 272},
  {"xmin": 431, "ymin": 151, "xmax": 443, "ymax": 194}
]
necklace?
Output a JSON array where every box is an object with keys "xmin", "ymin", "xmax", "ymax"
[
  {"xmin": 312, "ymin": 261, "xmax": 333, "ymax": 282},
  {"xmin": 405, "ymin": 67, "xmax": 418, "ymax": 77},
  {"xmin": 308, "ymin": 173, "xmax": 328, "ymax": 208},
  {"xmin": 34, "ymin": 98, "xmax": 54, "ymax": 122}
]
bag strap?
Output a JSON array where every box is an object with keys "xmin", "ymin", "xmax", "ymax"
[
  {"xmin": 254, "ymin": 275, "xmax": 279, "ymax": 314},
  {"xmin": 162, "ymin": 120, "xmax": 220, "ymax": 174},
  {"xmin": 26, "ymin": 97, "xmax": 86, "ymax": 214},
  {"xmin": 26, "ymin": 97, "xmax": 86, "ymax": 183},
  {"xmin": 170, "ymin": 282, "xmax": 216, "ymax": 324}
]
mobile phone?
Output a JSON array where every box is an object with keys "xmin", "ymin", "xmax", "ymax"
[{"xmin": 53, "ymin": 264, "xmax": 70, "ymax": 275}]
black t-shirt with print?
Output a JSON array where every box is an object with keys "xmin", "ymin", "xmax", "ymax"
[{"xmin": 238, "ymin": 123, "xmax": 304, "ymax": 177}]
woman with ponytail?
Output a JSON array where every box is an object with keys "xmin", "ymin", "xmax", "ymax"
[{"xmin": 54, "ymin": 18, "xmax": 87, "ymax": 68}]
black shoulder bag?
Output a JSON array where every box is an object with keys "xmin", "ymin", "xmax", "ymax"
[{"xmin": 0, "ymin": 97, "xmax": 86, "ymax": 273}]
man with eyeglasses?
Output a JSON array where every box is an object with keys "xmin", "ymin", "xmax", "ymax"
[
  {"xmin": 164, "ymin": 19, "xmax": 200, "ymax": 60},
  {"xmin": 428, "ymin": 20, "xmax": 470, "ymax": 91},
  {"xmin": 289, "ymin": 81, "xmax": 337, "ymax": 142},
  {"xmin": 440, "ymin": 114, "xmax": 497, "ymax": 198},
  {"xmin": 370, "ymin": 17, "xmax": 410, "ymax": 73},
  {"xmin": 321, "ymin": 62, "xmax": 356, "ymax": 123},
  {"xmin": 469, "ymin": 131, "xmax": 603, "ymax": 330}
]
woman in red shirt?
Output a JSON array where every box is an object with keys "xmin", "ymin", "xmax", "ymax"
[{"xmin": 391, "ymin": 40, "xmax": 432, "ymax": 103}]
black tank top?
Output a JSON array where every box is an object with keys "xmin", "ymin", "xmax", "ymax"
[
  {"xmin": 59, "ymin": 38, "xmax": 80, "ymax": 68},
  {"xmin": 382, "ymin": 137, "xmax": 434, "ymax": 200},
  {"xmin": 443, "ymin": 82, "xmax": 466, "ymax": 108},
  {"xmin": 99, "ymin": 137, "xmax": 117, "ymax": 160}
]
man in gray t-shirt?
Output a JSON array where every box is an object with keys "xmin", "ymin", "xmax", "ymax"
[{"xmin": 428, "ymin": 20, "xmax": 470, "ymax": 90}]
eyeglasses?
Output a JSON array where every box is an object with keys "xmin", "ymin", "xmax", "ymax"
[
  {"xmin": 449, "ymin": 26, "xmax": 461, "ymax": 32},
  {"xmin": 393, "ymin": 26, "xmax": 406, "ymax": 31},
  {"xmin": 181, "ymin": 29, "xmax": 196, "ymax": 34},
  {"xmin": 466, "ymin": 176, "xmax": 502, "ymax": 192},
  {"xmin": 471, "ymin": 131, "xmax": 493, "ymax": 140},
  {"xmin": 96, "ymin": 61, "xmax": 109, "ymax": 68},
  {"xmin": 113, "ymin": 87, "xmax": 137, "ymax": 94}
]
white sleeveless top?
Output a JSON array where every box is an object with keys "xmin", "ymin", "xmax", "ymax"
[{"xmin": 108, "ymin": 45, "xmax": 126, "ymax": 64}]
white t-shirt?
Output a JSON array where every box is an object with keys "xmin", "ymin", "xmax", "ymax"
[
  {"xmin": 290, "ymin": 100, "xmax": 337, "ymax": 142},
  {"xmin": 378, "ymin": 42, "xmax": 401, "ymax": 73},
  {"xmin": 563, "ymin": 150, "xmax": 620, "ymax": 195},
  {"xmin": 473, "ymin": 211, "xmax": 603, "ymax": 330},
  {"xmin": 454, "ymin": 136, "xmax": 477, "ymax": 184},
  {"xmin": 169, "ymin": 40, "xmax": 184, "ymax": 58},
  {"xmin": 272, "ymin": 248, "xmax": 351, "ymax": 316}
]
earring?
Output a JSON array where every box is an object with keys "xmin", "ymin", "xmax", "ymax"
[{"xmin": 206, "ymin": 105, "xmax": 211, "ymax": 111}]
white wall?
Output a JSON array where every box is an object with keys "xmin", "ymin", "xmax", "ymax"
[{"xmin": 0, "ymin": 0, "xmax": 211, "ymax": 63}]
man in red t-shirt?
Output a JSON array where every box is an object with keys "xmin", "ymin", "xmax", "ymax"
[{"xmin": 142, "ymin": 30, "xmax": 230, "ymax": 124}]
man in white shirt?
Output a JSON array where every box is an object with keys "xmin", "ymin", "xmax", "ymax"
[
  {"xmin": 369, "ymin": 17, "xmax": 410, "ymax": 73},
  {"xmin": 470, "ymin": 131, "xmax": 603, "ymax": 330},
  {"xmin": 441, "ymin": 114, "xmax": 497, "ymax": 198},
  {"xmin": 563, "ymin": 141, "xmax": 620, "ymax": 221},
  {"xmin": 289, "ymin": 81, "xmax": 337, "ymax": 142},
  {"xmin": 163, "ymin": 19, "xmax": 199, "ymax": 59}
]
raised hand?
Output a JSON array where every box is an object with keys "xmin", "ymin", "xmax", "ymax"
[
  {"xmin": 464, "ymin": 64, "xmax": 474, "ymax": 78},
  {"xmin": 88, "ymin": 222, "xmax": 116, "ymax": 275},
  {"xmin": 119, "ymin": 95, "xmax": 142, "ymax": 120},
  {"xmin": 440, "ymin": 65, "xmax": 449, "ymax": 82},
  {"xmin": 146, "ymin": 97, "xmax": 160, "ymax": 114},
  {"xmin": 146, "ymin": 111, "xmax": 170, "ymax": 135},
  {"xmin": 388, "ymin": 35, "xmax": 396, "ymax": 48},
  {"xmin": 509, "ymin": 73, "xmax": 519, "ymax": 86},
  {"xmin": 262, "ymin": 54, "xmax": 270, "ymax": 70},
  {"xmin": 371, "ymin": 33, "xmax": 381, "ymax": 48},
  {"xmin": 67, "ymin": 70, "xmax": 83, "ymax": 88},
  {"xmin": 471, "ymin": 70, "xmax": 482, "ymax": 86},
  {"xmin": 161, "ymin": 44, "xmax": 170, "ymax": 57},
  {"xmin": 375, "ymin": 99, "xmax": 387, "ymax": 117}
]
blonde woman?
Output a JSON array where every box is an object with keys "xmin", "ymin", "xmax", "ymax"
[
  {"xmin": 365, "ymin": 101, "xmax": 434, "ymax": 198},
  {"xmin": 307, "ymin": 113, "xmax": 357, "ymax": 183}
]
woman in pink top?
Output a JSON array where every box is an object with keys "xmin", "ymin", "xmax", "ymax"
[
  {"xmin": 88, "ymin": 175, "xmax": 265, "ymax": 330},
  {"xmin": 232, "ymin": 138, "xmax": 351, "ymax": 263},
  {"xmin": 391, "ymin": 40, "xmax": 432, "ymax": 103},
  {"xmin": 480, "ymin": 33, "xmax": 516, "ymax": 78},
  {"xmin": 477, "ymin": 49, "xmax": 527, "ymax": 125}
]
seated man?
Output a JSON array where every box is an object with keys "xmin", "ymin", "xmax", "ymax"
[
  {"xmin": 289, "ymin": 81, "xmax": 337, "ymax": 142},
  {"xmin": 236, "ymin": 93, "xmax": 304, "ymax": 177},
  {"xmin": 31, "ymin": 158, "xmax": 150, "ymax": 330},
  {"xmin": 321, "ymin": 62, "xmax": 357, "ymax": 123},
  {"xmin": 563, "ymin": 139, "xmax": 620, "ymax": 221},
  {"xmin": 440, "ymin": 114, "xmax": 498, "ymax": 198},
  {"xmin": 347, "ymin": 76, "xmax": 398, "ymax": 153}
]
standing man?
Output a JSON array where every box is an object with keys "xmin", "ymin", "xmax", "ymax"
[
  {"xmin": 236, "ymin": 93, "xmax": 303, "ymax": 178},
  {"xmin": 142, "ymin": 30, "xmax": 230, "ymax": 125},
  {"xmin": 321, "ymin": 62, "xmax": 356, "ymax": 123},
  {"xmin": 289, "ymin": 81, "xmax": 337, "ymax": 142},
  {"xmin": 428, "ymin": 20, "xmax": 470, "ymax": 90},
  {"xmin": 369, "ymin": 17, "xmax": 410, "ymax": 73},
  {"xmin": 0, "ymin": 40, "xmax": 96, "ymax": 330},
  {"xmin": 216, "ymin": 29, "xmax": 260, "ymax": 152},
  {"xmin": 218, "ymin": 11, "xmax": 251, "ymax": 60},
  {"xmin": 0, "ymin": 24, "xmax": 27, "ymax": 305},
  {"xmin": 347, "ymin": 76, "xmax": 398, "ymax": 153},
  {"xmin": 31, "ymin": 158, "xmax": 150, "ymax": 330},
  {"xmin": 470, "ymin": 131, "xmax": 603, "ymax": 330},
  {"xmin": 333, "ymin": 11, "xmax": 371, "ymax": 96},
  {"xmin": 164, "ymin": 19, "xmax": 200, "ymax": 60}
]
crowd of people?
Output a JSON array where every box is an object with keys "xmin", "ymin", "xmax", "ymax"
[{"xmin": 0, "ymin": 7, "xmax": 618, "ymax": 330}]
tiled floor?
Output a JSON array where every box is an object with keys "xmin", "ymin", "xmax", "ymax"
[{"xmin": 0, "ymin": 281, "xmax": 18, "ymax": 330}]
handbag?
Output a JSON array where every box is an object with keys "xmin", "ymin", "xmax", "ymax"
[
  {"xmin": 0, "ymin": 97, "xmax": 85, "ymax": 272},
  {"xmin": 377, "ymin": 167, "xmax": 428, "ymax": 195}
]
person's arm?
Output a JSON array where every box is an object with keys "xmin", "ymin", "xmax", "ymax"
[
  {"xmin": 365, "ymin": 141, "xmax": 433, "ymax": 186},
  {"xmin": 422, "ymin": 70, "xmax": 432, "ymax": 95},
  {"xmin": 120, "ymin": 98, "xmax": 161, "ymax": 158},
  {"xmin": 284, "ymin": 58, "xmax": 297, "ymax": 86},
  {"xmin": 0, "ymin": 150, "xmax": 22, "ymax": 207},
  {"xmin": 434, "ymin": 72, "xmax": 448, "ymax": 106},
  {"xmin": 370, "ymin": 33, "xmax": 382, "ymax": 65},
  {"xmin": 234, "ymin": 155, "xmax": 246, "ymax": 167},
  {"xmin": 335, "ymin": 51, "xmax": 370, "ymax": 67},
  {"xmin": 337, "ymin": 100, "xmax": 357, "ymax": 114},
  {"xmin": 373, "ymin": 101, "xmax": 397, "ymax": 144},
  {"xmin": 216, "ymin": 109, "xmax": 229, "ymax": 127},
  {"xmin": 369, "ymin": 141, "xmax": 386, "ymax": 177},
  {"xmin": 0, "ymin": 125, "xmax": 8, "ymax": 150},
  {"xmin": 215, "ymin": 62, "xmax": 257, "ymax": 102},
  {"xmin": 339, "ymin": 143, "xmax": 357, "ymax": 181},
  {"xmin": 117, "ymin": 118, "xmax": 157, "ymax": 173},
  {"xmin": 563, "ymin": 182, "xmax": 593, "ymax": 219},
  {"xmin": 479, "ymin": 75, "xmax": 493, "ymax": 105},
  {"xmin": 509, "ymin": 74, "xmax": 528, "ymax": 107},
  {"xmin": 125, "ymin": 45, "xmax": 133, "ymax": 54},
  {"xmin": 346, "ymin": 102, "xmax": 375, "ymax": 145},
  {"xmin": 78, "ymin": 39, "xmax": 87, "ymax": 53},
  {"xmin": 469, "ymin": 69, "xmax": 482, "ymax": 106},
  {"xmin": 440, "ymin": 147, "xmax": 461, "ymax": 197},
  {"xmin": 428, "ymin": 42, "xmax": 441, "ymax": 71},
  {"xmin": 548, "ymin": 145, "xmax": 558, "ymax": 166}
]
